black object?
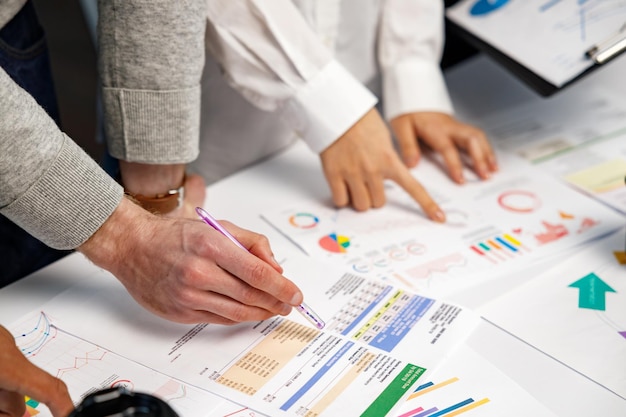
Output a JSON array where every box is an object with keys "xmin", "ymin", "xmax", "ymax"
[
  {"xmin": 444, "ymin": 18, "xmax": 587, "ymax": 97},
  {"xmin": 444, "ymin": 15, "xmax": 626, "ymax": 97},
  {"xmin": 69, "ymin": 387, "xmax": 179, "ymax": 417}
]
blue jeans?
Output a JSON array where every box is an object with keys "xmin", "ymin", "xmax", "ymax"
[{"xmin": 0, "ymin": 1, "xmax": 70, "ymax": 287}]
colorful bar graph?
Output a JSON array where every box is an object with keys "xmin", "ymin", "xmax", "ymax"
[
  {"xmin": 399, "ymin": 377, "xmax": 490, "ymax": 417},
  {"xmin": 408, "ymin": 378, "xmax": 459, "ymax": 400},
  {"xmin": 470, "ymin": 234, "xmax": 530, "ymax": 264}
]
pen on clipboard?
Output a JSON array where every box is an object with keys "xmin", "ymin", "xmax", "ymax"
[
  {"xmin": 195, "ymin": 207, "xmax": 326, "ymax": 329},
  {"xmin": 585, "ymin": 23, "xmax": 626, "ymax": 64}
]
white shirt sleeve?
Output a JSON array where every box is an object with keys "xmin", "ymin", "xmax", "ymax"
[
  {"xmin": 205, "ymin": 0, "xmax": 377, "ymax": 154},
  {"xmin": 378, "ymin": 0, "xmax": 454, "ymax": 121}
]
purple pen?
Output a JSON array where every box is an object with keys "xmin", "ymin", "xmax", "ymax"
[{"xmin": 196, "ymin": 207, "xmax": 325, "ymax": 330}]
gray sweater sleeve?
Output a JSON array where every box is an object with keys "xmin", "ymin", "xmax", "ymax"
[
  {"xmin": 0, "ymin": 67, "xmax": 123, "ymax": 250},
  {"xmin": 98, "ymin": 0, "xmax": 206, "ymax": 164}
]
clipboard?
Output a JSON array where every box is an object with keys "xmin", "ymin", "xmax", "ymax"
[{"xmin": 445, "ymin": 0, "xmax": 626, "ymax": 97}]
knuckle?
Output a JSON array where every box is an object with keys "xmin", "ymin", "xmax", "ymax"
[
  {"xmin": 228, "ymin": 304, "xmax": 249, "ymax": 323},
  {"xmin": 52, "ymin": 376, "xmax": 70, "ymax": 397},
  {"xmin": 256, "ymin": 233, "xmax": 270, "ymax": 248},
  {"xmin": 238, "ymin": 286, "xmax": 262, "ymax": 305},
  {"xmin": 246, "ymin": 261, "xmax": 269, "ymax": 288},
  {"xmin": 362, "ymin": 163, "xmax": 380, "ymax": 178}
]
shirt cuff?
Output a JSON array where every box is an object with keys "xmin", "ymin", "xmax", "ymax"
[
  {"xmin": 103, "ymin": 86, "xmax": 201, "ymax": 164},
  {"xmin": 382, "ymin": 59, "xmax": 454, "ymax": 121},
  {"xmin": 280, "ymin": 60, "xmax": 378, "ymax": 154},
  {"xmin": 2, "ymin": 135, "xmax": 124, "ymax": 250}
]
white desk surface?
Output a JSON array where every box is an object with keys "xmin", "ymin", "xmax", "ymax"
[{"xmin": 2, "ymin": 54, "xmax": 626, "ymax": 415}]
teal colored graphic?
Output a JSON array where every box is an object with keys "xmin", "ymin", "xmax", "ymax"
[
  {"xmin": 568, "ymin": 272, "xmax": 616, "ymax": 311},
  {"xmin": 470, "ymin": 0, "xmax": 510, "ymax": 16}
]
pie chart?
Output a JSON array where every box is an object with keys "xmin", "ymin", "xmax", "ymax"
[
  {"xmin": 470, "ymin": 0, "xmax": 509, "ymax": 16},
  {"xmin": 319, "ymin": 233, "xmax": 351, "ymax": 253}
]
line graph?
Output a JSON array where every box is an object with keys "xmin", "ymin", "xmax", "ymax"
[
  {"xmin": 10, "ymin": 311, "xmax": 226, "ymax": 417},
  {"xmin": 16, "ymin": 311, "xmax": 57, "ymax": 357}
]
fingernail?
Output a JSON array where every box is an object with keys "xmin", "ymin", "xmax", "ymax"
[
  {"xmin": 280, "ymin": 303, "xmax": 293, "ymax": 316},
  {"xmin": 291, "ymin": 291, "xmax": 304, "ymax": 306},
  {"xmin": 433, "ymin": 209, "xmax": 446, "ymax": 223}
]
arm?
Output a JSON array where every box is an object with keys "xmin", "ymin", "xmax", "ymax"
[
  {"xmin": 98, "ymin": 0, "xmax": 207, "ymax": 217},
  {"xmin": 205, "ymin": 0, "xmax": 376, "ymax": 154},
  {"xmin": 78, "ymin": 196, "xmax": 303, "ymax": 324},
  {"xmin": 380, "ymin": 0, "xmax": 497, "ymax": 181},
  {"xmin": 0, "ymin": 66, "xmax": 122, "ymax": 250},
  {"xmin": 93, "ymin": 0, "xmax": 303, "ymax": 321},
  {"xmin": 204, "ymin": 0, "xmax": 443, "ymax": 219},
  {"xmin": 0, "ymin": 10, "xmax": 302, "ymax": 324}
]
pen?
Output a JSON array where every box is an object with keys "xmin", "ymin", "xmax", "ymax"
[{"xmin": 195, "ymin": 207, "xmax": 325, "ymax": 330}]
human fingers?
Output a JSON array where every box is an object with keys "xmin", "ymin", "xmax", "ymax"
[
  {"xmin": 0, "ymin": 390, "xmax": 24, "ymax": 417},
  {"xmin": 172, "ymin": 275, "xmax": 293, "ymax": 323},
  {"xmin": 322, "ymin": 157, "xmax": 374, "ymax": 211},
  {"xmin": 390, "ymin": 115, "xmax": 421, "ymax": 168},
  {"xmin": 322, "ymin": 158, "xmax": 378, "ymax": 211},
  {"xmin": 423, "ymin": 130, "xmax": 465, "ymax": 184},
  {"xmin": 213, "ymin": 220, "xmax": 283, "ymax": 273},
  {"xmin": 408, "ymin": 113, "xmax": 466, "ymax": 184},
  {"xmin": 388, "ymin": 160, "xmax": 445, "ymax": 222},
  {"xmin": 151, "ymin": 228, "xmax": 300, "ymax": 322},
  {"xmin": 205, "ymin": 236, "xmax": 304, "ymax": 309},
  {"xmin": 451, "ymin": 126, "xmax": 497, "ymax": 180},
  {"xmin": 320, "ymin": 153, "xmax": 351, "ymax": 208},
  {"xmin": 79, "ymin": 199, "xmax": 298, "ymax": 324},
  {"xmin": 10, "ymin": 370, "xmax": 72, "ymax": 417},
  {"xmin": 0, "ymin": 328, "xmax": 73, "ymax": 417},
  {"xmin": 360, "ymin": 167, "xmax": 386, "ymax": 209},
  {"xmin": 345, "ymin": 175, "xmax": 374, "ymax": 212}
]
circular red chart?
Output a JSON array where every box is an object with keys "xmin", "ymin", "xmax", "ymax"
[{"xmin": 497, "ymin": 190, "xmax": 541, "ymax": 213}]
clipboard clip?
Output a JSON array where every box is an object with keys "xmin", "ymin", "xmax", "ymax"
[{"xmin": 586, "ymin": 23, "xmax": 626, "ymax": 64}]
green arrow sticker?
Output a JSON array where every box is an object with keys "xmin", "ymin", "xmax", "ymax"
[{"xmin": 568, "ymin": 273, "xmax": 616, "ymax": 311}]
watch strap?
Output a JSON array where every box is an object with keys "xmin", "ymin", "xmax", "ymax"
[{"xmin": 125, "ymin": 183, "xmax": 184, "ymax": 215}]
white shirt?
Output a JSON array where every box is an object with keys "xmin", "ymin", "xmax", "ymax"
[{"xmin": 190, "ymin": 0, "xmax": 452, "ymax": 184}]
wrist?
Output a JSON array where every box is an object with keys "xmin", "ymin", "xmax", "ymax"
[
  {"xmin": 78, "ymin": 197, "xmax": 151, "ymax": 270},
  {"xmin": 119, "ymin": 162, "xmax": 186, "ymax": 214}
]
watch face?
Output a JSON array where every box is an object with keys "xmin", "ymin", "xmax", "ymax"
[{"xmin": 70, "ymin": 387, "xmax": 180, "ymax": 417}]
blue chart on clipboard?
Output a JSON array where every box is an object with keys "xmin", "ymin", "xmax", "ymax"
[{"xmin": 470, "ymin": 0, "xmax": 510, "ymax": 16}]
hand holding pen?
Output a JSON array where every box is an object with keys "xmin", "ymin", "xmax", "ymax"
[
  {"xmin": 196, "ymin": 207, "xmax": 325, "ymax": 329},
  {"xmin": 81, "ymin": 197, "xmax": 306, "ymax": 325}
]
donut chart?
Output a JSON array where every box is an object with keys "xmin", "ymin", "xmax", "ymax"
[
  {"xmin": 319, "ymin": 233, "xmax": 351, "ymax": 253},
  {"xmin": 498, "ymin": 190, "xmax": 541, "ymax": 213},
  {"xmin": 289, "ymin": 212, "xmax": 319, "ymax": 229}
]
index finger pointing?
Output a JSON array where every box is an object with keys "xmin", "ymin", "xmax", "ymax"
[{"xmin": 391, "ymin": 163, "xmax": 446, "ymax": 223}]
